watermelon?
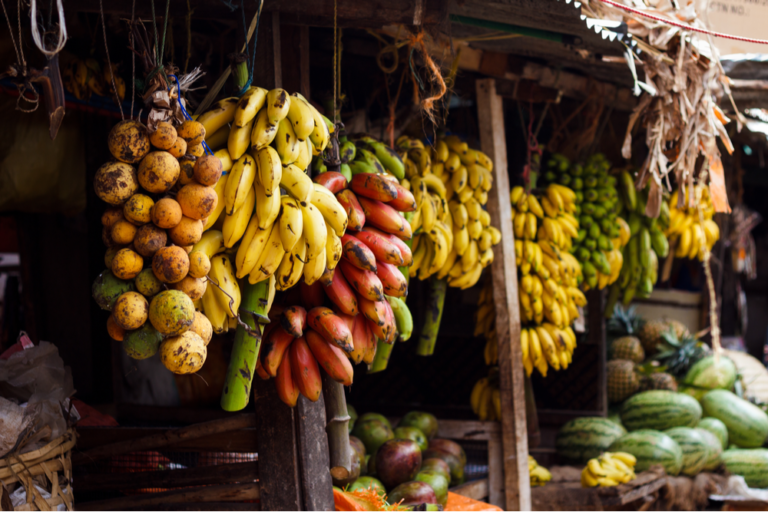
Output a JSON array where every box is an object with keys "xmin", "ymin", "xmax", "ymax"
[
  {"xmin": 555, "ymin": 417, "xmax": 626, "ymax": 463},
  {"xmin": 701, "ymin": 390, "xmax": 768, "ymax": 448},
  {"xmin": 695, "ymin": 428, "xmax": 723, "ymax": 472},
  {"xmin": 680, "ymin": 355, "xmax": 737, "ymax": 400},
  {"xmin": 697, "ymin": 417, "xmax": 728, "ymax": 449},
  {"xmin": 721, "ymin": 449, "xmax": 768, "ymax": 488},
  {"xmin": 620, "ymin": 391, "xmax": 702, "ymax": 431},
  {"xmin": 664, "ymin": 427, "xmax": 708, "ymax": 476},
  {"xmin": 608, "ymin": 430, "xmax": 683, "ymax": 476}
]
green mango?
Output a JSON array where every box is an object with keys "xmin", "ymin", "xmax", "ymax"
[
  {"xmin": 592, "ymin": 206, "xmax": 606, "ymax": 219},
  {"xmin": 584, "ymin": 176, "xmax": 598, "ymax": 188},
  {"xmin": 558, "ymin": 173, "xmax": 572, "ymax": 186},
  {"xmin": 584, "ymin": 239, "xmax": 597, "ymax": 251}
]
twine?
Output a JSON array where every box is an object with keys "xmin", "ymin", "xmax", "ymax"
[{"xmin": 406, "ymin": 29, "xmax": 447, "ymax": 124}]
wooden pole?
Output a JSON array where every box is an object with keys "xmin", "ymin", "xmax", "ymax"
[
  {"xmin": 475, "ymin": 78, "xmax": 531, "ymax": 511},
  {"xmin": 322, "ymin": 372, "xmax": 351, "ymax": 481}
]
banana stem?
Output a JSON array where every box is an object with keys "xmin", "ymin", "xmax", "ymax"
[
  {"xmin": 230, "ymin": 53, "xmax": 249, "ymax": 92},
  {"xmin": 369, "ymin": 340, "xmax": 393, "ymax": 373},
  {"xmin": 220, "ymin": 281, "xmax": 270, "ymax": 411},
  {"xmin": 322, "ymin": 373, "xmax": 351, "ymax": 481},
  {"xmin": 416, "ymin": 277, "xmax": 447, "ymax": 356}
]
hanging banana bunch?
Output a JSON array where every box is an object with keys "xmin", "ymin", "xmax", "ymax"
[{"xmin": 666, "ymin": 185, "xmax": 720, "ymax": 261}]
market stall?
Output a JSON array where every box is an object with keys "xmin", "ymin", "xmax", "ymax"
[{"xmin": 3, "ymin": 0, "xmax": 768, "ymax": 511}]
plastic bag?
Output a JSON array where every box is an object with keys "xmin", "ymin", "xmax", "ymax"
[{"xmin": 0, "ymin": 95, "xmax": 85, "ymax": 214}]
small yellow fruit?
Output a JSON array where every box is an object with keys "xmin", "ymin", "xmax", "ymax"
[
  {"xmin": 111, "ymin": 219, "xmax": 138, "ymax": 245},
  {"xmin": 104, "ymin": 246, "xmax": 123, "ymax": 268},
  {"xmin": 133, "ymin": 224, "xmax": 168, "ymax": 257},
  {"xmin": 177, "ymin": 120, "xmax": 206, "ymax": 146},
  {"xmin": 94, "ymin": 162, "xmax": 139, "ymax": 205},
  {"xmin": 151, "ymin": 197, "xmax": 183, "ymax": 229},
  {"xmin": 168, "ymin": 136, "xmax": 187, "ymax": 158},
  {"xmin": 123, "ymin": 194, "xmax": 155, "ymax": 225},
  {"xmin": 113, "ymin": 291, "xmax": 149, "ymax": 330},
  {"xmin": 173, "ymin": 275, "xmax": 207, "ymax": 301},
  {"xmin": 168, "ymin": 216, "xmax": 203, "ymax": 246},
  {"xmin": 135, "ymin": 268, "xmax": 163, "ymax": 296},
  {"xmin": 152, "ymin": 245, "xmax": 190, "ymax": 284},
  {"xmin": 160, "ymin": 331, "xmax": 207, "ymax": 374},
  {"xmin": 138, "ymin": 151, "xmax": 181, "ymax": 193},
  {"xmin": 189, "ymin": 311, "xmax": 213, "ymax": 345},
  {"xmin": 149, "ymin": 121, "xmax": 177, "ymax": 150},
  {"xmin": 178, "ymin": 155, "xmax": 197, "ymax": 186},
  {"xmin": 149, "ymin": 289, "xmax": 195, "ymax": 335},
  {"xmin": 188, "ymin": 251, "xmax": 211, "ymax": 278},
  {"xmin": 111, "ymin": 248, "xmax": 144, "ymax": 279},
  {"xmin": 101, "ymin": 207, "xmax": 124, "ymax": 228},
  {"xmin": 176, "ymin": 183, "xmax": 218, "ymax": 220},
  {"xmin": 106, "ymin": 314, "xmax": 125, "ymax": 341},
  {"xmin": 108, "ymin": 119, "xmax": 150, "ymax": 163},
  {"xmin": 194, "ymin": 154, "xmax": 223, "ymax": 186},
  {"xmin": 187, "ymin": 144, "xmax": 205, "ymax": 157}
]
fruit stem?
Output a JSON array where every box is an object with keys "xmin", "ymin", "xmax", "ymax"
[
  {"xmin": 322, "ymin": 373, "xmax": 352, "ymax": 480},
  {"xmin": 220, "ymin": 280, "xmax": 270, "ymax": 411},
  {"xmin": 416, "ymin": 277, "xmax": 447, "ymax": 356}
]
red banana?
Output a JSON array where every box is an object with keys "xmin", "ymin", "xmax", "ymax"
[
  {"xmin": 313, "ymin": 171, "xmax": 348, "ymax": 194},
  {"xmin": 357, "ymin": 197, "xmax": 412, "ymax": 240},
  {"xmin": 362, "ymin": 324, "xmax": 377, "ymax": 364},
  {"xmin": 382, "ymin": 230, "xmax": 413, "ymax": 266},
  {"xmin": 268, "ymin": 304, "xmax": 286, "ymax": 323},
  {"xmin": 339, "ymin": 259, "xmax": 384, "ymax": 301},
  {"xmin": 382, "ymin": 299, "xmax": 397, "ymax": 344},
  {"xmin": 341, "ymin": 234, "xmax": 377, "ymax": 272},
  {"xmin": 353, "ymin": 230, "xmax": 403, "ymax": 265},
  {"xmin": 307, "ymin": 307, "xmax": 354, "ymax": 353},
  {"xmin": 367, "ymin": 299, "xmax": 395, "ymax": 343},
  {"xmin": 376, "ymin": 261, "xmax": 408, "ymax": 297},
  {"xmin": 276, "ymin": 352, "xmax": 299, "ymax": 406},
  {"xmin": 358, "ymin": 296, "xmax": 387, "ymax": 326},
  {"xmin": 255, "ymin": 359, "xmax": 271, "ymax": 380},
  {"xmin": 306, "ymin": 329, "xmax": 354, "ymax": 386},
  {"xmin": 289, "ymin": 337, "xmax": 322, "ymax": 402},
  {"xmin": 300, "ymin": 281, "xmax": 326, "ymax": 310},
  {"xmin": 280, "ymin": 305, "xmax": 307, "ymax": 338},
  {"xmin": 388, "ymin": 182, "xmax": 417, "ymax": 212},
  {"xmin": 350, "ymin": 173, "xmax": 398, "ymax": 202},
  {"xmin": 319, "ymin": 267, "xmax": 335, "ymax": 287},
  {"xmin": 349, "ymin": 314, "xmax": 369, "ymax": 364},
  {"xmin": 336, "ymin": 189, "xmax": 366, "ymax": 232},
  {"xmin": 324, "ymin": 269, "xmax": 358, "ymax": 316},
  {"xmin": 262, "ymin": 325, "xmax": 296, "ymax": 377}
]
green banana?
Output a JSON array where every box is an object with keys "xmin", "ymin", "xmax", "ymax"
[
  {"xmin": 339, "ymin": 140, "xmax": 357, "ymax": 163},
  {"xmin": 639, "ymin": 228, "xmax": 651, "ymax": 268},
  {"xmin": 349, "ymin": 160, "xmax": 377, "ymax": 175},
  {"xmin": 369, "ymin": 341, "xmax": 394, "ymax": 373},
  {"xmin": 340, "ymin": 163, "xmax": 352, "ymax": 182},
  {"xmin": 416, "ymin": 277, "xmax": 447, "ymax": 356},
  {"xmin": 619, "ymin": 170, "xmax": 636, "ymax": 210},
  {"xmin": 605, "ymin": 281, "xmax": 622, "ymax": 318},
  {"xmin": 386, "ymin": 296, "xmax": 413, "ymax": 342},
  {"xmin": 369, "ymin": 140, "xmax": 405, "ymax": 179},
  {"xmin": 355, "ymin": 148, "xmax": 386, "ymax": 174}
]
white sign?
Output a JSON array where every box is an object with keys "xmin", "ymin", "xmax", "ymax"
[{"xmin": 707, "ymin": 0, "xmax": 768, "ymax": 56}]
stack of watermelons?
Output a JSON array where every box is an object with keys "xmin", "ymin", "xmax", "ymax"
[{"xmin": 556, "ymin": 389, "xmax": 768, "ymax": 486}]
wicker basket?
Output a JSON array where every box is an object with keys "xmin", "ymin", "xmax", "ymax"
[{"xmin": 0, "ymin": 429, "xmax": 75, "ymax": 511}]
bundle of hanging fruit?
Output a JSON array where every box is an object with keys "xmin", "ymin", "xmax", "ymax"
[
  {"xmin": 469, "ymin": 367, "xmax": 501, "ymax": 421},
  {"xmin": 507, "ymin": 183, "xmax": 582, "ymax": 377},
  {"xmin": 665, "ymin": 185, "xmax": 720, "ymax": 261}
]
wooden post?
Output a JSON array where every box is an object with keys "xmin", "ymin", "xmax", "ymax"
[
  {"xmin": 587, "ymin": 289, "xmax": 608, "ymax": 416},
  {"xmin": 476, "ymin": 78, "xmax": 531, "ymax": 511}
]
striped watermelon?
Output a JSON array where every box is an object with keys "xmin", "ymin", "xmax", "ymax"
[
  {"xmin": 721, "ymin": 449, "xmax": 768, "ymax": 488},
  {"xmin": 555, "ymin": 417, "xmax": 627, "ymax": 463},
  {"xmin": 695, "ymin": 428, "xmax": 723, "ymax": 472},
  {"xmin": 621, "ymin": 391, "xmax": 702, "ymax": 431},
  {"xmin": 697, "ymin": 417, "xmax": 729, "ymax": 449},
  {"xmin": 664, "ymin": 427, "xmax": 708, "ymax": 476},
  {"xmin": 701, "ymin": 390, "xmax": 768, "ymax": 448},
  {"xmin": 609, "ymin": 430, "xmax": 683, "ymax": 476},
  {"xmin": 680, "ymin": 355, "xmax": 737, "ymax": 400}
]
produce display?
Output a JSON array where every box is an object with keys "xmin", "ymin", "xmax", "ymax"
[
  {"xmin": 555, "ymin": 417, "xmax": 627, "ymax": 464},
  {"xmin": 528, "ymin": 456, "xmax": 552, "ymax": 487},
  {"xmin": 580, "ymin": 452, "xmax": 637, "ymax": 487},
  {"xmin": 342, "ymin": 411, "xmax": 467, "ymax": 508}
]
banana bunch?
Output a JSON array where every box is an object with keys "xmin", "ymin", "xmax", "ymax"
[
  {"xmin": 397, "ymin": 135, "xmax": 501, "ymax": 290},
  {"xmin": 529, "ymin": 456, "xmax": 552, "ymax": 487},
  {"xmin": 666, "ymin": 185, "xmax": 720, "ymax": 261},
  {"xmin": 606, "ymin": 176, "xmax": 671, "ymax": 310},
  {"xmin": 62, "ymin": 54, "xmax": 126, "ymax": 103},
  {"xmin": 581, "ymin": 452, "xmax": 637, "ymax": 488},
  {"xmin": 470, "ymin": 371, "xmax": 502, "ymax": 421}
]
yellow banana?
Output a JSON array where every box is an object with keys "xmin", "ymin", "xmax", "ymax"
[
  {"xmin": 236, "ymin": 221, "xmax": 272, "ymax": 278},
  {"xmin": 197, "ymin": 97, "xmax": 238, "ymax": 136},
  {"xmin": 222, "ymin": 186, "xmax": 255, "ymax": 247},
  {"xmin": 311, "ymin": 183, "xmax": 348, "ymax": 236},
  {"xmin": 255, "ymin": 146, "xmax": 282, "ymax": 195},
  {"xmin": 278, "ymin": 196, "xmax": 303, "ymax": 252},
  {"xmin": 250, "ymin": 108, "xmax": 278, "ymax": 151},
  {"xmin": 300, "ymin": 201, "xmax": 327, "ymax": 261},
  {"xmin": 224, "ymin": 153, "xmax": 257, "ymax": 215},
  {"xmin": 303, "ymin": 249, "xmax": 326, "ymax": 285},
  {"xmin": 234, "ymin": 87, "xmax": 267, "ymax": 127},
  {"xmin": 286, "ymin": 92, "xmax": 314, "ymax": 141},
  {"xmin": 203, "ymin": 174, "xmax": 229, "ymax": 231},
  {"xmin": 275, "ymin": 117, "xmax": 300, "ymax": 165},
  {"xmin": 275, "ymin": 238, "xmax": 306, "ymax": 291},
  {"xmin": 249, "ymin": 223, "xmax": 286, "ymax": 284},
  {"xmin": 266, "ymin": 88, "xmax": 290, "ymax": 125},
  {"xmin": 281, "ymin": 163, "xmax": 314, "ymax": 202},
  {"xmin": 254, "ymin": 180, "xmax": 281, "ymax": 228},
  {"xmin": 228, "ymin": 117, "xmax": 255, "ymax": 161}
]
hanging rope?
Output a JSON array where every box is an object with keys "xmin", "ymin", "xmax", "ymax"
[
  {"xmin": 235, "ymin": 0, "xmax": 263, "ymax": 97},
  {"xmin": 405, "ymin": 29, "xmax": 447, "ymax": 124},
  {"xmin": 332, "ymin": 0, "xmax": 338, "ymax": 125},
  {"xmin": 169, "ymin": 74, "xmax": 214, "ymax": 156},
  {"xmin": 100, "ymin": 0, "xmax": 124, "ymax": 119},
  {"xmin": 385, "ymin": 65, "xmax": 408, "ymax": 148},
  {"xmin": 30, "ymin": 0, "xmax": 67, "ymax": 57},
  {"xmin": 1, "ymin": 0, "xmax": 22, "ymax": 68},
  {"xmin": 130, "ymin": 0, "xmax": 136, "ymax": 118}
]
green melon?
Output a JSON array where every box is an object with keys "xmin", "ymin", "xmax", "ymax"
[
  {"xmin": 697, "ymin": 417, "xmax": 728, "ymax": 449},
  {"xmin": 701, "ymin": 390, "xmax": 768, "ymax": 448},
  {"xmin": 680, "ymin": 355, "xmax": 737, "ymax": 400},
  {"xmin": 664, "ymin": 427, "xmax": 708, "ymax": 476},
  {"xmin": 721, "ymin": 449, "xmax": 768, "ymax": 488},
  {"xmin": 621, "ymin": 391, "xmax": 702, "ymax": 431},
  {"xmin": 555, "ymin": 417, "xmax": 627, "ymax": 463},
  {"xmin": 695, "ymin": 428, "xmax": 723, "ymax": 472},
  {"xmin": 609, "ymin": 430, "xmax": 683, "ymax": 476}
]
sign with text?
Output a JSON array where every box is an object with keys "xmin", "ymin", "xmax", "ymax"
[{"xmin": 708, "ymin": 0, "xmax": 768, "ymax": 55}]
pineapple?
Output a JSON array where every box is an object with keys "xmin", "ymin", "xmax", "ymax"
[
  {"xmin": 607, "ymin": 359, "xmax": 641, "ymax": 403},
  {"xmin": 607, "ymin": 304, "xmax": 645, "ymax": 337},
  {"xmin": 610, "ymin": 336, "xmax": 645, "ymax": 363},
  {"xmin": 667, "ymin": 319, "xmax": 689, "ymax": 340},
  {"xmin": 640, "ymin": 372, "xmax": 678, "ymax": 392},
  {"xmin": 653, "ymin": 329, "xmax": 708, "ymax": 378},
  {"xmin": 637, "ymin": 319, "xmax": 668, "ymax": 354}
]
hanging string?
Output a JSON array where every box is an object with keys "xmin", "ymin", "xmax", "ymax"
[
  {"xmin": 168, "ymin": 74, "xmax": 214, "ymax": 157},
  {"xmin": 385, "ymin": 65, "xmax": 408, "ymax": 149},
  {"xmin": 130, "ymin": 0, "xmax": 136, "ymax": 118},
  {"xmin": 15, "ymin": 0, "xmax": 25, "ymax": 67},
  {"xmin": 235, "ymin": 0, "xmax": 263, "ymax": 97},
  {"xmin": 30, "ymin": 0, "xmax": 67, "ymax": 57},
  {"xmin": 184, "ymin": 0, "xmax": 193, "ymax": 74},
  {"xmin": 100, "ymin": 0, "xmax": 124, "ymax": 120},
  {"xmin": 160, "ymin": 0, "xmax": 171, "ymax": 63},
  {"xmin": 0, "ymin": 0, "xmax": 22, "ymax": 68}
]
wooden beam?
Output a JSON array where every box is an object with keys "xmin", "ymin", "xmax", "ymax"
[
  {"xmin": 296, "ymin": 395, "xmax": 335, "ymax": 511},
  {"xmin": 476, "ymin": 78, "xmax": 531, "ymax": 512},
  {"xmin": 450, "ymin": 479, "xmax": 489, "ymax": 501},
  {"xmin": 76, "ymin": 426, "xmax": 258, "ymax": 453},
  {"xmin": 76, "ymin": 483, "xmax": 260, "ymax": 511}
]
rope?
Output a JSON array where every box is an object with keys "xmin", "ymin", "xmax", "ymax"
[
  {"xmin": 159, "ymin": 0, "xmax": 171, "ymax": 62},
  {"xmin": 406, "ymin": 29, "xmax": 447, "ymax": 123},
  {"xmin": 168, "ymin": 74, "xmax": 214, "ymax": 156},
  {"xmin": 0, "ymin": 0, "xmax": 21, "ymax": 66},
  {"xmin": 30, "ymin": 0, "xmax": 67, "ymax": 57},
  {"xmin": 150, "ymin": 0, "xmax": 160, "ymax": 63},
  {"xmin": 130, "ymin": 0, "xmax": 136, "ymax": 118},
  {"xmin": 100, "ymin": 0, "xmax": 124, "ymax": 119},
  {"xmin": 15, "ymin": 0, "xmax": 25, "ymax": 66},
  {"xmin": 184, "ymin": 0, "xmax": 193, "ymax": 74},
  {"xmin": 597, "ymin": 0, "xmax": 768, "ymax": 45},
  {"xmin": 333, "ymin": 0, "xmax": 338, "ymax": 124},
  {"xmin": 385, "ymin": 65, "xmax": 408, "ymax": 148}
]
